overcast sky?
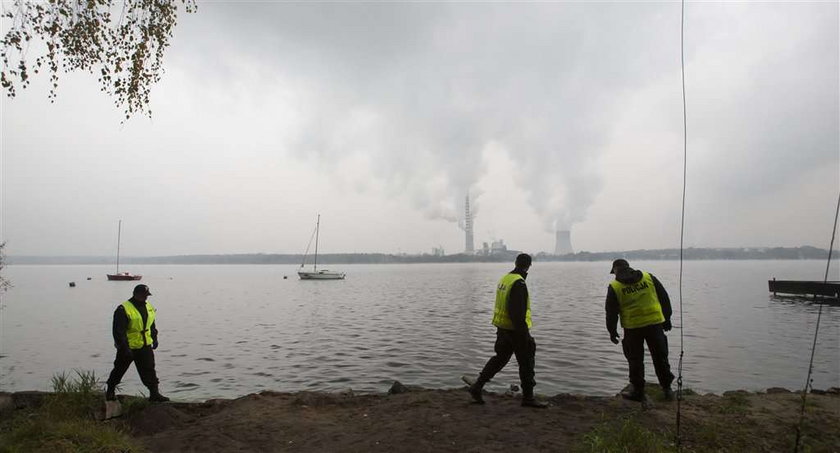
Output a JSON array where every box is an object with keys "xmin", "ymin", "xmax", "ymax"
[{"xmin": 1, "ymin": 1, "xmax": 837, "ymax": 257}]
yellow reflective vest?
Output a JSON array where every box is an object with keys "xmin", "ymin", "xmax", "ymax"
[
  {"xmin": 122, "ymin": 300, "xmax": 156, "ymax": 349},
  {"xmin": 609, "ymin": 272, "xmax": 665, "ymax": 329},
  {"xmin": 492, "ymin": 273, "xmax": 532, "ymax": 330}
]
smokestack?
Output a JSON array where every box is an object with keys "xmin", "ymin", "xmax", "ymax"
[
  {"xmin": 555, "ymin": 230, "xmax": 573, "ymax": 255},
  {"xmin": 464, "ymin": 194, "xmax": 474, "ymax": 253}
]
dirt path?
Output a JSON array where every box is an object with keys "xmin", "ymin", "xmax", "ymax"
[{"xmin": 117, "ymin": 386, "xmax": 840, "ymax": 452}]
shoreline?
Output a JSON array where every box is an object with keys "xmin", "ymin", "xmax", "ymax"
[
  {"xmin": 7, "ymin": 245, "xmax": 838, "ymax": 265},
  {"xmin": 4, "ymin": 382, "xmax": 839, "ymax": 405},
  {"xmin": 3, "ymin": 385, "xmax": 839, "ymax": 452}
]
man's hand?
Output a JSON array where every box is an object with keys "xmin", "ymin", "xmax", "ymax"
[
  {"xmin": 610, "ymin": 333, "xmax": 620, "ymax": 344},
  {"xmin": 152, "ymin": 341, "xmax": 159, "ymax": 350},
  {"xmin": 663, "ymin": 320, "xmax": 672, "ymax": 332}
]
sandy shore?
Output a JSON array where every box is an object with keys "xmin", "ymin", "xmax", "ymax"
[{"xmin": 107, "ymin": 384, "xmax": 839, "ymax": 452}]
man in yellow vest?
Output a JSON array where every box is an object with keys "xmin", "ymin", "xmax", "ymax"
[
  {"xmin": 468, "ymin": 253, "xmax": 548, "ymax": 408},
  {"xmin": 606, "ymin": 259, "xmax": 674, "ymax": 402},
  {"xmin": 105, "ymin": 284, "xmax": 169, "ymax": 402}
]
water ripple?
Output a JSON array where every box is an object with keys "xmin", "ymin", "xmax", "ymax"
[{"xmin": 1, "ymin": 261, "xmax": 837, "ymax": 400}]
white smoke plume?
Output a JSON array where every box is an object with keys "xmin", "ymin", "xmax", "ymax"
[{"xmin": 179, "ymin": 3, "xmax": 837, "ymax": 238}]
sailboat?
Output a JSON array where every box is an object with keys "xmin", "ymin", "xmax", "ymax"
[
  {"xmin": 298, "ymin": 214, "xmax": 345, "ymax": 280},
  {"xmin": 106, "ymin": 220, "xmax": 142, "ymax": 281}
]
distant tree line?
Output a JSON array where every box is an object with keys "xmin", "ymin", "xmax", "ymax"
[
  {"xmin": 6, "ymin": 246, "xmax": 837, "ymax": 265},
  {"xmin": 537, "ymin": 246, "xmax": 835, "ymax": 262}
]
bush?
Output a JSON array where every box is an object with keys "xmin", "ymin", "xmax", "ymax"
[{"xmin": 0, "ymin": 370, "xmax": 143, "ymax": 452}]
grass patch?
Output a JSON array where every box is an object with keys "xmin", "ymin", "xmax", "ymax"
[
  {"xmin": 43, "ymin": 370, "xmax": 102, "ymax": 420},
  {"xmin": 678, "ymin": 387, "xmax": 697, "ymax": 397},
  {"xmin": 575, "ymin": 415, "xmax": 675, "ymax": 453},
  {"xmin": 687, "ymin": 419, "xmax": 737, "ymax": 448},
  {"xmin": 1, "ymin": 417, "xmax": 140, "ymax": 453},
  {"xmin": 643, "ymin": 386, "xmax": 696, "ymax": 402},
  {"xmin": 0, "ymin": 370, "xmax": 143, "ymax": 453},
  {"xmin": 120, "ymin": 396, "xmax": 151, "ymax": 417},
  {"xmin": 718, "ymin": 392, "xmax": 751, "ymax": 415},
  {"xmin": 684, "ymin": 416, "xmax": 788, "ymax": 452}
]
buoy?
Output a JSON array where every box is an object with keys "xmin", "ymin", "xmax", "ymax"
[
  {"xmin": 86, "ymin": 277, "xmax": 92, "ymax": 280},
  {"xmin": 283, "ymin": 275, "xmax": 288, "ymax": 279},
  {"xmin": 69, "ymin": 282, "xmax": 76, "ymax": 287}
]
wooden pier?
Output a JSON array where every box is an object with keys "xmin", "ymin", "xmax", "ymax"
[{"xmin": 768, "ymin": 278, "xmax": 840, "ymax": 299}]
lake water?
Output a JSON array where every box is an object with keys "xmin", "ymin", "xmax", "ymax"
[{"xmin": 0, "ymin": 260, "xmax": 838, "ymax": 401}]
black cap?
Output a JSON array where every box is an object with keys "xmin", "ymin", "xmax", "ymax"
[
  {"xmin": 610, "ymin": 259, "xmax": 629, "ymax": 274},
  {"xmin": 133, "ymin": 284, "xmax": 152, "ymax": 296},
  {"xmin": 515, "ymin": 253, "xmax": 532, "ymax": 269}
]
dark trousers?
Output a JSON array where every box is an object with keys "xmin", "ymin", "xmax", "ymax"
[
  {"xmin": 622, "ymin": 323, "xmax": 674, "ymax": 390},
  {"xmin": 477, "ymin": 328, "xmax": 537, "ymax": 397},
  {"xmin": 107, "ymin": 346, "xmax": 159, "ymax": 389}
]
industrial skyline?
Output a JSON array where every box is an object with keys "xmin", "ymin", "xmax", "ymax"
[{"xmin": 461, "ymin": 191, "xmax": 574, "ymax": 256}]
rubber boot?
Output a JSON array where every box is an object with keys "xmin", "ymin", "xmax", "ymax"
[
  {"xmin": 148, "ymin": 386, "xmax": 170, "ymax": 403},
  {"xmin": 521, "ymin": 388, "xmax": 548, "ymax": 408},
  {"xmin": 662, "ymin": 386, "xmax": 675, "ymax": 401},
  {"xmin": 105, "ymin": 383, "xmax": 116, "ymax": 401},
  {"xmin": 469, "ymin": 380, "xmax": 485, "ymax": 404},
  {"xmin": 621, "ymin": 384, "xmax": 646, "ymax": 402}
]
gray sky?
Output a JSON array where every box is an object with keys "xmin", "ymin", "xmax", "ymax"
[{"xmin": 1, "ymin": 1, "xmax": 838, "ymax": 257}]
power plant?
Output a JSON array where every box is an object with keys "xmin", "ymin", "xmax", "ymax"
[
  {"xmin": 480, "ymin": 239, "xmax": 508, "ymax": 255},
  {"xmin": 555, "ymin": 230, "xmax": 574, "ymax": 255},
  {"xmin": 460, "ymin": 193, "xmax": 573, "ymax": 256}
]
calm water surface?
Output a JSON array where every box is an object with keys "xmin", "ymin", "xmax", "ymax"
[{"xmin": 1, "ymin": 261, "xmax": 838, "ymax": 401}]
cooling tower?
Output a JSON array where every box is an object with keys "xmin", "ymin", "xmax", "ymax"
[{"xmin": 555, "ymin": 230, "xmax": 573, "ymax": 255}]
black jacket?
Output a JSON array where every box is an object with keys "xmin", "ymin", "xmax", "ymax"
[
  {"xmin": 112, "ymin": 297, "xmax": 158, "ymax": 351},
  {"xmin": 605, "ymin": 268, "xmax": 671, "ymax": 337},
  {"xmin": 506, "ymin": 268, "xmax": 530, "ymax": 335}
]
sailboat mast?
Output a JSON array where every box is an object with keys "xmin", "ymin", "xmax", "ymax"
[
  {"xmin": 115, "ymin": 220, "xmax": 122, "ymax": 274},
  {"xmin": 314, "ymin": 214, "xmax": 320, "ymax": 271}
]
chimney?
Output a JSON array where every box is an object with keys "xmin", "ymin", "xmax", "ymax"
[
  {"xmin": 464, "ymin": 194, "xmax": 474, "ymax": 253},
  {"xmin": 555, "ymin": 230, "xmax": 573, "ymax": 255}
]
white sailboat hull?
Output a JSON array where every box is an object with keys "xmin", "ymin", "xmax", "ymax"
[{"xmin": 298, "ymin": 270, "xmax": 346, "ymax": 280}]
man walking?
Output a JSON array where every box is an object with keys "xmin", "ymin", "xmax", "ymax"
[
  {"xmin": 605, "ymin": 259, "xmax": 674, "ymax": 401},
  {"xmin": 105, "ymin": 284, "xmax": 169, "ymax": 402},
  {"xmin": 468, "ymin": 253, "xmax": 548, "ymax": 408}
]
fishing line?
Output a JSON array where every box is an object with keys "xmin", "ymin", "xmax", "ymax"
[
  {"xmin": 793, "ymin": 190, "xmax": 840, "ymax": 453},
  {"xmin": 676, "ymin": 0, "xmax": 687, "ymax": 449}
]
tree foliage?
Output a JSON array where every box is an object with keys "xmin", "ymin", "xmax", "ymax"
[{"xmin": 1, "ymin": 0, "xmax": 195, "ymax": 119}]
